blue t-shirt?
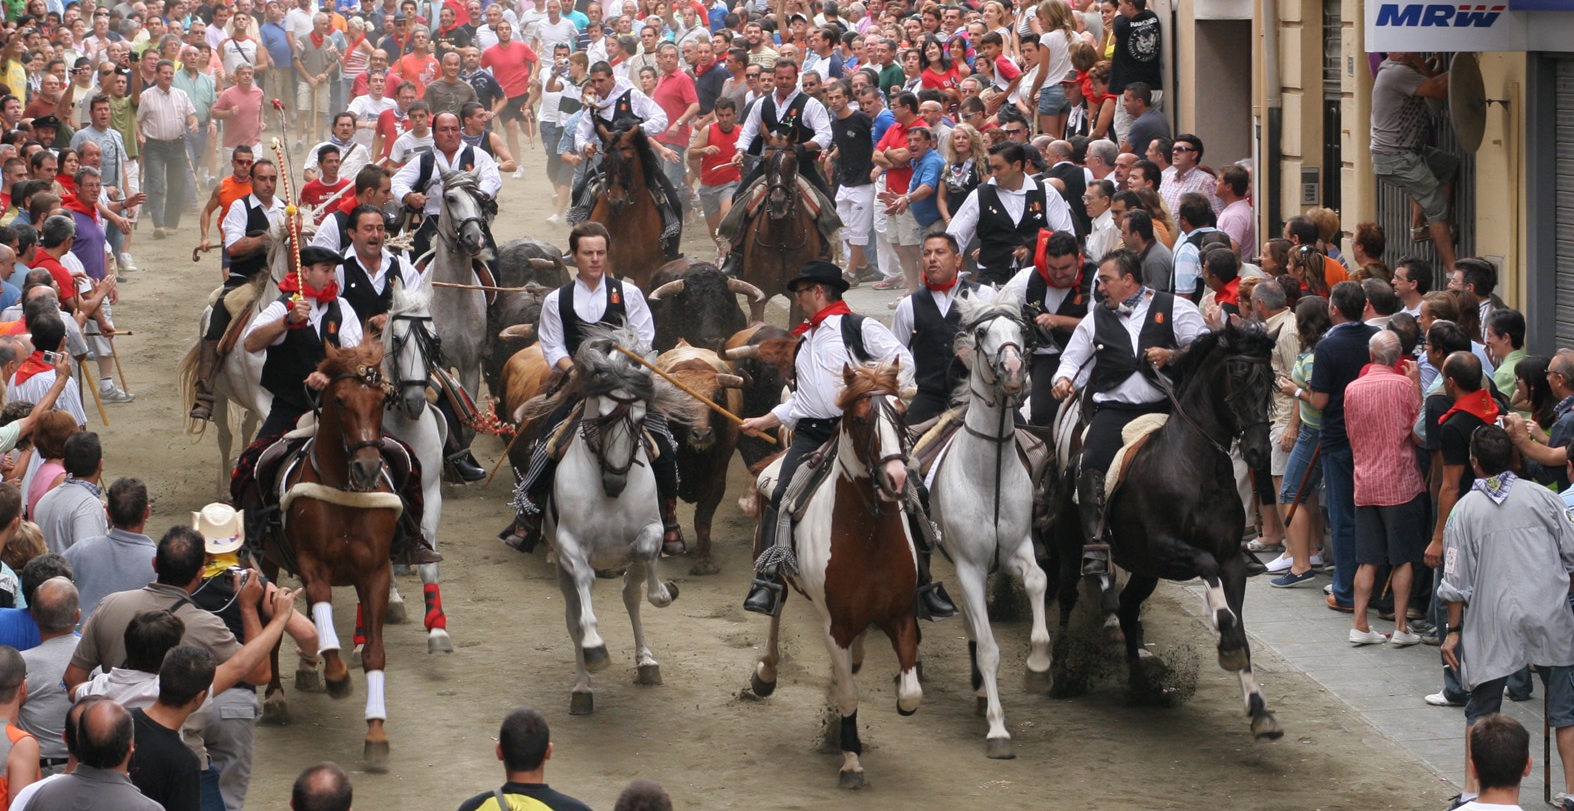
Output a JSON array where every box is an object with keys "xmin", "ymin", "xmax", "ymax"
[
  {"xmin": 870, "ymin": 108, "xmax": 895, "ymax": 143},
  {"xmin": 907, "ymin": 149, "xmax": 946, "ymax": 227},
  {"xmin": 259, "ymin": 22, "xmax": 294, "ymax": 70},
  {"xmin": 0, "ymin": 608, "xmax": 39, "ymax": 651}
]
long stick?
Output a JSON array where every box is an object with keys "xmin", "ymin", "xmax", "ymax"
[
  {"xmin": 79, "ymin": 357, "xmax": 110, "ymax": 426},
  {"xmin": 1281, "ymin": 441, "xmax": 1321, "ymax": 526},
  {"xmin": 485, "ymin": 427, "xmax": 529, "ymax": 487},
  {"xmin": 611, "ymin": 343, "xmax": 776, "ymax": 445},
  {"xmin": 108, "ymin": 335, "xmax": 128, "ymax": 393},
  {"xmin": 430, "ymin": 281, "xmax": 545, "ymax": 294}
]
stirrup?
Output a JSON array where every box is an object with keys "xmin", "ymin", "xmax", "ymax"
[
  {"xmin": 189, "ymin": 398, "xmax": 215, "ymax": 421},
  {"xmin": 915, "ymin": 580, "xmax": 957, "ymax": 621},
  {"xmin": 743, "ymin": 577, "xmax": 785, "ymax": 616}
]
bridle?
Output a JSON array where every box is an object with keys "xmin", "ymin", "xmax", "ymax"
[
  {"xmin": 436, "ymin": 178, "xmax": 490, "ymax": 256},
  {"xmin": 386, "ymin": 311, "xmax": 442, "ymax": 397},
  {"xmin": 964, "ymin": 309, "xmax": 1030, "ymax": 414},
  {"xmin": 845, "ymin": 388, "xmax": 909, "ymax": 509},
  {"xmin": 581, "ymin": 390, "xmax": 646, "ymax": 479},
  {"xmin": 762, "ymin": 141, "xmax": 800, "ymax": 220},
  {"xmin": 599, "ymin": 128, "xmax": 639, "ymax": 211},
  {"xmin": 1151, "ymin": 351, "xmax": 1273, "ymax": 457},
  {"xmin": 312, "ymin": 365, "xmax": 395, "ymax": 492}
]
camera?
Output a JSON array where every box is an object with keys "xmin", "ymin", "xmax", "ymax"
[
  {"xmin": 41, "ymin": 350, "xmax": 61, "ymax": 364},
  {"xmin": 228, "ymin": 566, "xmax": 250, "ymax": 587}
]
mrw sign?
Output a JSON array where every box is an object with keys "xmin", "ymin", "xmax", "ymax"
[{"xmin": 1365, "ymin": 1, "xmax": 1527, "ymax": 49}]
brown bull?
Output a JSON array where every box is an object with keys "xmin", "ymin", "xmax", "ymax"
[{"xmin": 655, "ymin": 341, "xmax": 744, "ymax": 575}]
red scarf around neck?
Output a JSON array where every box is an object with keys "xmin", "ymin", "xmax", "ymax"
[
  {"xmin": 63, "ymin": 191, "xmax": 98, "ymax": 223},
  {"xmin": 1439, "ymin": 387, "xmax": 1500, "ymax": 427},
  {"xmin": 924, "ymin": 274, "xmax": 959, "ymax": 293},
  {"xmin": 793, "ymin": 300, "xmax": 852, "ymax": 336},
  {"xmin": 310, "ymin": 31, "xmax": 327, "ymax": 48},
  {"xmin": 278, "ymin": 272, "xmax": 340, "ymax": 303},
  {"xmin": 13, "ymin": 351, "xmax": 53, "ymax": 386}
]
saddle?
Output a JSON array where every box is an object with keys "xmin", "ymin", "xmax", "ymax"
[
  {"xmin": 207, "ymin": 279, "xmax": 264, "ymax": 355},
  {"xmin": 1104, "ymin": 414, "xmax": 1169, "ymax": 500}
]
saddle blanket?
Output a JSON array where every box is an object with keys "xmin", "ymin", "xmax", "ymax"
[{"xmin": 1105, "ymin": 413, "xmax": 1169, "ymax": 499}]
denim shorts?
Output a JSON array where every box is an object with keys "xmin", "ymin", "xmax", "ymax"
[
  {"xmin": 1278, "ymin": 426, "xmax": 1323, "ymax": 504},
  {"xmin": 1038, "ymin": 83, "xmax": 1069, "ymax": 116}
]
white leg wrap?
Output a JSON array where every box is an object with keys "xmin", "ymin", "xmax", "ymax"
[
  {"xmin": 365, "ymin": 670, "xmax": 387, "ymax": 722},
  {"xmin": 313, "ymin": 602, "xmax": 341, "ymax": 654}
]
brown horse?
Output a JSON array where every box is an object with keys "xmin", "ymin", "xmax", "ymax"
[
  {"xmin": 259, "ymin": 342, "xmax": 402, "ymax": 769},
  {"xmin": 748, "ymin": 360, "xmax": 922, "ymax": 788},
  {"xmin": 589, "ymin": 125, "xmax": 672, "ymax": 291},
  {"xmin": 741, "ymin": 133, "xmax": 828, "ymax": 325}
]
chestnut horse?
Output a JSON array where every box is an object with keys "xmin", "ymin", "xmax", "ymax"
[
  {"xmin": 259, "ymin": 342, "xmax": 402, "ymax": 769},
  {"xmin": 748, "ymin": 360, "xmax": 922, "ymax": 789},
  {"xmin": 741, "ymin": 133, "xmax": 827, "ymax": 325},
  {"xmin": 589, "ymin": 125, "xmax": 671, "ymax": 291}
]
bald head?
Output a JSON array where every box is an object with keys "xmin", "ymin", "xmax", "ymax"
[
  {"xmin": 1050, "ymin": 140, "xmax": 1074, "ymax": 161},
  {"xmin": 1368, "ymin": 329, "xmax": 1401, "ymax": 366}
]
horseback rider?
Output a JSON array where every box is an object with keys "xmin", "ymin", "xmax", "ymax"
[
  {"xmin": 891, "ymin": 231, "xmax": 996, "ymax": 425},
  {"xmin": 390, "ymin": 111, "xmax": 502, "ymax": 265},
  {"xmin": 1050, "ymin": 248, "xmax": 1207, "ymax": 568},
  {"xmin": 716, "ymin": 58, "xmax": 838, "ymax": 277},
  {"xmin": 1001, "ymin": 229, "xmax": 1097, "ymax": 425},
  {"xmin": 944, "ymin": 142, "xmax": 1075, "ymax": 287},
  {"xmin": 311, "ymin": 164, "xmax": 394, "ymax": 254},
  {"xmin": 566, "ymin": 61, "xmax": 684, "ymax": 258},
  {"xmin": 738, "ymin": 260, "xmax": 957, "ymax": 619},
  {"xmin": 189, "ymin": 157, "xmax": 286, "ymax": 422},
  {"xmin": 503, "ymin": 221, "xmax": 687, "ymax": 556}
]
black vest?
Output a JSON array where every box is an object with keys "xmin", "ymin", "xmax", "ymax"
[
  {"xmin": 414, "ymin": 146, "xmax": 478, "ymax": 194},
  {"xmin": 748, "ymin": 92, "xmax": 810, "ymax": 156},
  {"xmin": 1045, "ymin": 162, "xmax": 1089, "ymax": 239},
  {"xmin": 909, "ymin": 282, "xmax": 978, "ymax": 402},
  {"xmin": 330, "ymin": 209, "xmax": 353, "ymax": 252},
  {"xmin": 260, "ymin": 295, "xmax": 344, "ymax": 409},
  {"xmin": 975, "ymin": 183, "xmax": 1047, "ymax": 284},
  {"xmin": 607, "ymin": 89, "xmax": 643, "ymax": 132},
  {"xmin": 229, "ymin": 197, "xmax": 273, "ymax": 281},
  {"xmin": 340, "ymin": 254, "xmax": 394, "ymax": 324},
  {"xmin": 1090, "ymin": 291, "xmax": 1176, "ymax": 394},
  {"xmin": 558, "ymin": 278, "xmax": 626, "ymax": 359},
  {"xmin": 1024, "ymin": 261, "xmax": 1096, "ymax": 350}
]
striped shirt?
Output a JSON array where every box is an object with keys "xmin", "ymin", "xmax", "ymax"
[{"xmin": 1344, "ymin": 364, "xmax": 1425, "ymax": 506}]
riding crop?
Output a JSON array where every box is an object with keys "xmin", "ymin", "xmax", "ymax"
[{"xmin": 610, "ymin": 343, "xmax": 776, "ymax": 445}]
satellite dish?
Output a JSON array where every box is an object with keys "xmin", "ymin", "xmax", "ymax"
[{"xmin": 1449, "ymin": 52, "xmax": 1488, "ymax": 153}]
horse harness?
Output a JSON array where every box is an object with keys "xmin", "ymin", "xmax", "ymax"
[
  {"xmin": 579, "ymin": 392, "xmax": 650, "ymax": 483},
  {"xmin": 387, "ymin": 309, "xmax": 443, "ymax": 399},
  {"xmin": 1146, "ymin": 352, "xmax": 1274, "ymax": 458},
  {"xmin": 959, "ymin": 308, "xmax": 1033, "ymax": 529}
]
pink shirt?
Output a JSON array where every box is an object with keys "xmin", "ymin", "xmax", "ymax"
[
  {"xmin": 27, "ymin": 460, "xmax": 64, "ymax": 519},
  {"xmin": 1344, "ymin": 365, "xmax": 1425, "ymax": 506},
  {"xmin": 651, "ymin": 69, "xmax": 697, "ymax": 147},
  {"xmin": 213, "ymin": 84, "xmax": 265, "ymax": 147},
  {"xmin": 481, "ymin": 40, "xmax": 538, "ymax": 98},
  {"xmin": 1217, "ymin": 198, "xmax": 1255, "ymax": 260}
]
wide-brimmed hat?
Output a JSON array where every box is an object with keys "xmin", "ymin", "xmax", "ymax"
[
  {"xmin": 785, "ymin": 260, "xmax": 850, "ymax": 294},
  {"xmin": 193, "ymin": 503, "xmax": 244, "ymax": 555}
]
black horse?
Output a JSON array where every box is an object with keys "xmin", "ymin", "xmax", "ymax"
[{"xmin": 1047, "ymin": 319, "xmax": 1284, "ymax": 740}]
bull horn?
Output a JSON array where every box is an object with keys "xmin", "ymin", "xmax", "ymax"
[
  {"xmin": 527, "ymin": 258, "xmax": 560, "ymax": 271},
  {"xmin": 499, "ymin": 323, "xmax": 536, "ymax": 340},
  {"xmin": 648, "ymin": 279, "xmax": 686, "ymax": 301},
  {"xmin": 726, "ymin": 278, "xmax": 768, "ymax": 303},
  {"xmin": 717, "ymin": 373, "xmax": 745, "ymax": 388},
  {"xmin": 724, "ymin": 345, "xmax": 760, "ymax": 360}
]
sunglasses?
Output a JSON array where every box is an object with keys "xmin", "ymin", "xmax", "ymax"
[{"xmin": 1172, "ymin": 145, "xmax": 1196, "ymax": 153}]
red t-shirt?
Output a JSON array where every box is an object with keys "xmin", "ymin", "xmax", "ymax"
[
  {"xmin": 652, "ymin": 69, "xmax": 698, "ymax": 147},
  {"xmin": 481, "ymin": 41, "xmax": 538, "ymax": 99},
  {"xmin": 393, "ymin": 52, "xmax": 438, "ymax": 97},
  {"xmin": 875, "ymin": 118, "xmax": 912, "ymax": 192},
  {"xmin": 29, "ymin": 249, "xmax": 76, "ymax": 302},
  {"xmin": 921, "ymin": 66, "xmax": 958, "ymax": 92},
  {"xmin": 700, "ymin": 122, "xmax": 740, "ymax": 186},
  {"xmin": 300, "ymin": 177, "xmax": 352, "ymax": 223},
  {"xmin": 375, "ymin": 108, "xmax": 412, "ymax": 159}
]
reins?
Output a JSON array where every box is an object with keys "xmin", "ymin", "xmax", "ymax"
[{"xmin": 1148, "ymin": 352, "xmax": 1273, "ymax": 457}]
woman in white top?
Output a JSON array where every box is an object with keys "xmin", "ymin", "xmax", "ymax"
[{"xmin": 1031, "ymin": 0, "xmax": 1076, "ymax": 137}]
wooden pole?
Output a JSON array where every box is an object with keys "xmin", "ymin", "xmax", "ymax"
[
  {"xmin": 611, "ymin": 344, "xmax": 776, "ymax": 445},
  {"xmin": 108, "ymin": 335, "xmax": 129, "ymax": 393},
  {"xmin": 79, "ymin": 358, "xmax": 110, "ymax": 426},
  {"xmin": 430, "ymin": 281, "xmax": 548, "ymax": 294}
]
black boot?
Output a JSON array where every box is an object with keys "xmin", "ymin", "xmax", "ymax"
[
  {"xmin": 448, "ymin": 449, "xmax": 487, "ymax": 483},
  {"xmin": 907, "ymin": 511, "xmax": 957, "ymax": 620},
  {"xmin": 1078, "ymin": 469, "xmax": 1109, "ymax": 575},
  {"xmin": 719, "ymin": 251, "xmax": 743, "ymax": 277},
  {"xmin": 660, "ymin": 496, "xmax": 687, "ymax": 557},
  {"xmin": 743, "ymin": 506, "xmax": 786, "ymax": 616},
  {"xmin": 190, "ymin": 338, "xmax": 221, "ymax": 421},
  {"xmin": 499, "ymin": 508, "xmax": 545, "ymax": 554}
]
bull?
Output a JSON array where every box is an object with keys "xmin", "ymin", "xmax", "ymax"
[
  {"xmin": 656, "ymin": 341, "xmax": 745, "ymax": 576},
  {"xmin": 485, "ymin": 239, "xmax": 570, "ymax": 399},
  {"xmin": 721, "ymin": 323, "xmax": 798, "ymax": 471},
  {"xmin": 646, "ymin": 259, "xmax": 768, "ymax": 352}
]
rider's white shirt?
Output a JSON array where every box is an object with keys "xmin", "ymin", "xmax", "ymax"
[
  {"xmin": 732, "ymin": 87, "xmax": 833, "ymax": 154},
  {"xmin": 944, "ymin": 175, "xmax": 1075, "ymax": 275},
  {"xmin": 390, "ymin": 144, "xmax": 502, "ymax": 217},
  {"xmin": 221, "ymin": 193, "xmax": 285, "ymax": 250},
  {"xmin": 1000, "ymin": 265, "xmax": 1079, "ymax": 356},
  {"xmin": 305, "ymin": 138, "xmax": 369, "ymax": 181},
  {"xmin": 771, "ymin": 313, "xmax": 915, "ymax": 429},
  {"xmin": 1052, "ymin": 289, "xmax": 1207, "ymax": 405},
  {"xmin": 573, "ymin": 77, "xmax": 669, "ymax": 149},
  {"xmin": 890, "ymin": 283, "xmax": 997, "ymax": 348},
  {"xmin": 337, "ymin": 247, "xmax": 424, "ymax": 321},
  {"xmin": 247, "ymin": 296, "xmax": 365, "ymax": 351},
  {"xmin": 536, "ymin": 274, "xmax": 656, "ymax": 369}
]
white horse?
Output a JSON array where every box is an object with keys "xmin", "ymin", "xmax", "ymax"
[
  {"xmin": 928, "ymin": 298, "xmax": 1051, "ymax": 759},
  {"xmin": 423, "ymin": 169, "xmax": 491, "ymax": 452},
  {"xmin": 545, "ymin": 325, "xmax": 679, "ymax": 715},
  {"xmin": 381, "ymin": 286, "xmax": 454, "ymax": 655}
]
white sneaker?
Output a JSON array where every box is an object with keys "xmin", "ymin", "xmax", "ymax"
[
  {"xmin": 98, "ymin": 385, "xmax": 134, "ymax": 404},
  {"xmin": 118, "ymin": 253, "xmax": 137, "ymax": 271},
  {"xmin": 1389, "ymin": 629, "xmax": 1422, "ymax": 648},
  {"xmin": 1323, "ymin": 583, "xmax": 1333, "ymax": 595},
  {"xmin": 1264, "ymin": 552, "xmax": 1293, "ymax": 573},
  {"xmin": 1425, "ymin": 691, "xmax": 1464, "ymax": 707},
  {"xmin": 512, "ymin": 167, "xmax": 526, "ymax": 179},
  {"xmin": 1307, "ymin": 553, "xmax": 1323, "ymax": 568},
  {"xmin": 1349, "ymin": 628, "xmax": 1389, "ymax": 646},
  {"xmin": 545, "ymin": 213, "xmax": 561, "ymax": 225}
]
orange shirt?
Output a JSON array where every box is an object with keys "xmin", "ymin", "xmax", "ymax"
[
  {"xmin": 1323, "ymin": 255, "xmax": 1349, "ymax": 286},
  {"xmin": 219, "ymin": 175, "xmax": 252, "ymax": 211},
  {"xmin": 394, "ymin": 53, "xmax": 438, "ymax": 98}
]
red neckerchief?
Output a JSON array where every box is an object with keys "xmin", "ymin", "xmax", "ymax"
[
  {"xmin": 695, "ymin": 61, "xmax": 716, "ymax": 76},
  {"xmin": 278, "ymin": 273, "xmax": 340, "ymax": 303},
  {"xmin": 924, "ymin": 275, "xmax": 959, "ymax": 293},
  {"xmin": 13, "ymin": 351, "xmax": 53, "ymax": 386},
  {"xmin": 347, "ymin": 33, "xmax": 365, "ymax": 51},
  {"xmin": 439, "ymin": 22, "xmax": 462, "ymax": 35},
  {"xmin": 56, "ymin": 175, "xmax": 75, "ymax": 198},
  {"xmin": 310, "ymin": 31, "xmax": 326, "ymax": 48},
  {"xmin": 792, "ymin": 300, "xmax": 853, "ymax": 336},
  {"xmin": 63, "ymin": 191, "xmax": 98, "ymax": 223},
  {"xmin": 1214, "ymin": 276, "xmax": 1241, "ymax": 308},
  {"xmin": 1440, "ymin": 387, "xmax": 1500, "ymax": 427},
  {"xmin": 0, "ymin": 192, "xmax": 9, "ymax": 213},
  {"xmin": 338, "ymin": 193, "xmax": 359, "ymax": 214},
  {"xmin": 1035, "ymin": 260, "xmax": 1083, "ymax": 291}
]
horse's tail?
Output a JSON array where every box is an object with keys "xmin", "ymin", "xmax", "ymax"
[{"xmin": 176, "ymin": 340, "xmax": 209, "ymax": 438}]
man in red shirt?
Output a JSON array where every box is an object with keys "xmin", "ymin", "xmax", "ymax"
[
  {"xmin": 480, "ymin": 20, "xmax": 537, "ymax": 171},
  {"xmin": 298, "ymin": 145, "xmax": 352, "ymax": 224},
  {"xmin": 688, "ymin": 95, "xmax": 740, "ymax": 257},
  {"xmin": 652, "ymin": 42, "xmax": 698, "ymax": 216},
  {"xmin": 372, "ymin": 81, "xmax": 420, "ymax": 161},
  {"xmin": 871, "ymin": 91, "xmax": 918, "ymax": 290}
]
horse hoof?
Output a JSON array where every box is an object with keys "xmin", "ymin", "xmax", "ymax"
[
  {"xmin": 348, "ymin": 646, "xmax": 363, "ymax": 669},
  {"xmin": 636, "ymin": 664, "xmax": 663, "ymax": 685},
  {"xmin": 974, "ymin": 696, "xmax": 987, "ymax": 718},
  {"xmin": 262, "ymin": 693, "xmax": 289, "ymax": 725},
  {"xmin": 363, "ymin": 740, "xmax": 390, "ymax": 772},
  {"xmin": 295, "ymin": 668, "xmax": 323, "ymax": 693},
  {"xmin": 896, "ymin": 696, "xmax": 917, "ymax": 717},
  {"xmin": 387, "ymin": 600, "xmax": 408, "ymax": 625},
  {"xmin": 750, "ymin": 673, "xmax": 776, "ymax": 698},
  {"xmin": 326, "ymin": 674, "xmax": 353, "ymax": 700},
  {"xmin": 1252, "ymin": 713, "xmax": 1284, "ymax": 741},
  {"xmin": 569, "ymin": 692, "xmax": 594, "ymax": 716},
  {"xmin": 1217, "ymin": 647, "xmax": 1249, "ymax": 673},
  {"xmin": 663, "ymin": 581, "xmax": 680, "ymax": 602},
  {"xmin": 850, "ymin": 660, "xmax": 862, "ymax": 675},
  {"xmin": 838, "ymin": 770, "xmax": 865, "ymax": 790},
  {"xmin": 688, "ymin": 558, "xmax": 721, "ymax": 576},
  {"xmin": 985, "ymin": 738, "xmax": 1015, "ymax": 760},
  {"xmin": 428, "ymin": 629, "xmax": 454, "ymax": 654},
  {"xmin": 1023, "ymin": 667, "xmax": 1053, "ymax": 695},
  {"xmin": 583, "ymin": 645, "xmax": 611, "ymax": 672}
]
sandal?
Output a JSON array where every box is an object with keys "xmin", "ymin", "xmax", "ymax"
[
  {"xmin": 1409, "ymin": 225, "xmax": 1432, "ymax": 243},
  {"xmin": 1244, "ymin": 537, "xmax": 1284, "ymax": 553}
]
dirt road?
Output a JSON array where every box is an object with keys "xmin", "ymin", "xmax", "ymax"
[{"xmin": 101, "ymin": 138, "xmax": 1452, "ymax": 811}]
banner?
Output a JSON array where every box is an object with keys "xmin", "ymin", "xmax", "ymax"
[{"xmin": 1365, "ymin": 1, "xmax": 1527, "ymax": 50}]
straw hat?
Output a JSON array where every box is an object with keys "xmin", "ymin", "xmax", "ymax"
[{"xmin": 192, "ymin": 503, "xmax": 244, "ymax": 555}]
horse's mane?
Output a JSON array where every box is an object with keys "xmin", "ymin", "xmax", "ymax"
[
  {"xmin": 951, "ymin": 298, "xmax": 1025, "ymax": 355},
  {"xmin": 835, "ymin": 360, "xmax": 902, "ymax": 411},
  {"xmin": 388, "ymin": 284, "xmax": 431, "ymax": 319},
  {"xmin": 320, "ymin": 341, "xmax": 386, "ymax": 377},
  {"xmin": 438, "ymin": 167, "xmax": 482, "ymax": 194},
  {"xmin": 606, "ymin": 126, "xmax": 665, "ymax": 191},
  {"xmin": 517, "ymin": 321, "xmax": 681, "ymax": 423},
  {"xmin": 1168, "ymin": 321, "xmax": 1277, "ymax": 392}
]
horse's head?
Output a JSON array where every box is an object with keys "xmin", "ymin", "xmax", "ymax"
[
  {"xmin": 438, "ymin": 168, "xmax": 490, "ymax": 258},
  {"xmin": 600, "ymin": 125, "xmax": 643, "ymax": 212},
  {"xmin": 574, "ymin": 324, "xmax": 658, "ymax": 497},
  {"xmin": 386, "ymin": 285, "xmax": 440, "ymax": 420},
  {"xmin": 956, "ymin": 297, "xmax": 1028, "ymax": 400},
  {"xmin": 1213, "ymin": 319, "xmax": 1278, "ymax": 470},
  {"xmin": 762, "ymin": 132, "xmax": 799, "ymax": 220},
  {"xmin": 320, "ymin": 342, "xmax": 393, "ymax": 491},
  {"xmin": 837, "ymin": 360, "xmax": 909, "ymax": 502}
]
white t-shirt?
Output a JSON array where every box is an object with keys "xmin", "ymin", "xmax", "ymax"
[
  {"xmin": 1453, "ymin": 803, "xmax": 1524, "ymax": 811},
  {"xmin": 389, "ymin": 130, "xmax": 435, "ymax": 164},
  {"xmin": 1038, "ymin": 29, "xmax": 1074, "ymax": 82},
  {"xmin": 533, "ymin": 17, "xmax": 578, "ymax": 52},
  {"xmin": 347, "ymin": 94, "xmax": 397, "ymax": 147}
]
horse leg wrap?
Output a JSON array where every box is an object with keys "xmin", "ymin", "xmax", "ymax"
[
  {"xmin": 313, "ymin": 602, "xmax": 342, "ymax": 654},
  {"xmin": 423, "ymin": 583, "xmax": 447, "ymax": 631},
  {"xmin": 365, "ymin": 670, "xmax": 387, "ymax": 722},
  {"xmin": 353, "ymin": 604, "xmax": 367, "ymax": 648}
]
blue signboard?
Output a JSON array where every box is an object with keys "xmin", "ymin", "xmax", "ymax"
[{"xmin": 1509, "ymin": 0, "xmax": 1574, "ymax": 9}]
